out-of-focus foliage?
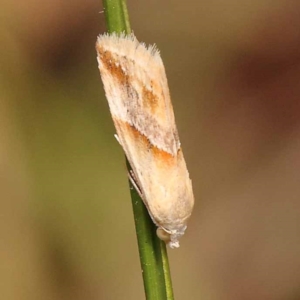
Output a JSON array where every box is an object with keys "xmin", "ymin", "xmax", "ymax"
[{"xmin": 1, "ymin": 0, "xmax": 300, "ymax": 299}]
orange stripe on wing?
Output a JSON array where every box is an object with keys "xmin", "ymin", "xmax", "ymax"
[
  {"xmin": 113, "ymin": 117, "xmax": 177, "ymax": 167},
  {"xmin": 96, "ymin": 46, "xmax": 128, "ymax": 85}
]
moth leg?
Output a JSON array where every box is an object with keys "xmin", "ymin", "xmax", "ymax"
[
  {"xmin": 128, "ymin": 170, "xmax": 162, "ymax": 232},
  {"xmin": 128, "ymin": 170, "xmax": 144, "ymax": 200},
  {"xmin": 114, "ymin": 134, "xmax": 122, "ymax": 146}
]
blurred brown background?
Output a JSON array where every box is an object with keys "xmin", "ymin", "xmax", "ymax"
[{"xmin": 1, "ymin": 0, "xmax": 300, "ymax": 299}]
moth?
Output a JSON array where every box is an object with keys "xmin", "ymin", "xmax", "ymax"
[{"xmin": 96, "ymin": 33, "xmax": 194, "ymax": 248}]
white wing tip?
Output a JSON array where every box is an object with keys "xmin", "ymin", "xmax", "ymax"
[{"xmin": 96, "ymin": 32, "xmax": 162, "ymax": 63}]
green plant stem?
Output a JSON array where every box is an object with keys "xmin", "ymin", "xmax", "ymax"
[
  {"xmin": 128, "ymin": 166, "xmax": 173, "ymax": 299},
  {"xmin": 101, "ymin": 1, "xmax": 174, "ymax": 299},
  {"xmin": 103, "ymin": 0, "xmax": 131, "ymax": 33}
]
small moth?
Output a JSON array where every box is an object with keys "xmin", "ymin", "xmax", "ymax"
[{"xmin": 96, "ymin": 33, "xmax": 194, "ymax": 248}]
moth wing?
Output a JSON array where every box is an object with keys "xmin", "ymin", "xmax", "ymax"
[{"xmin": 96, "ymin": 33, "xmax": 194, "ymax": 245}]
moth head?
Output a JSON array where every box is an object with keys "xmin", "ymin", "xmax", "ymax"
[{"xmin": 156, "ymin": 225, "xmax": 187, "ymax": 249}]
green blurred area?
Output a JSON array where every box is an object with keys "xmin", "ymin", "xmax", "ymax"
[{"xmin": 1, "ymin": 0, "xmax": 300, "ymax": 299}]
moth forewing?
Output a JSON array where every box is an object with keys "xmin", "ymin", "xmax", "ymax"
[{"xmin": 96, "ymin": 32, "xmax": 194, "ymax": 248}]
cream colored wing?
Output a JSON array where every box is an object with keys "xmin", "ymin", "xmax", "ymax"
[{"xmin": 96, "ymin": 33, "xmax": 194, "ymax": 248}]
